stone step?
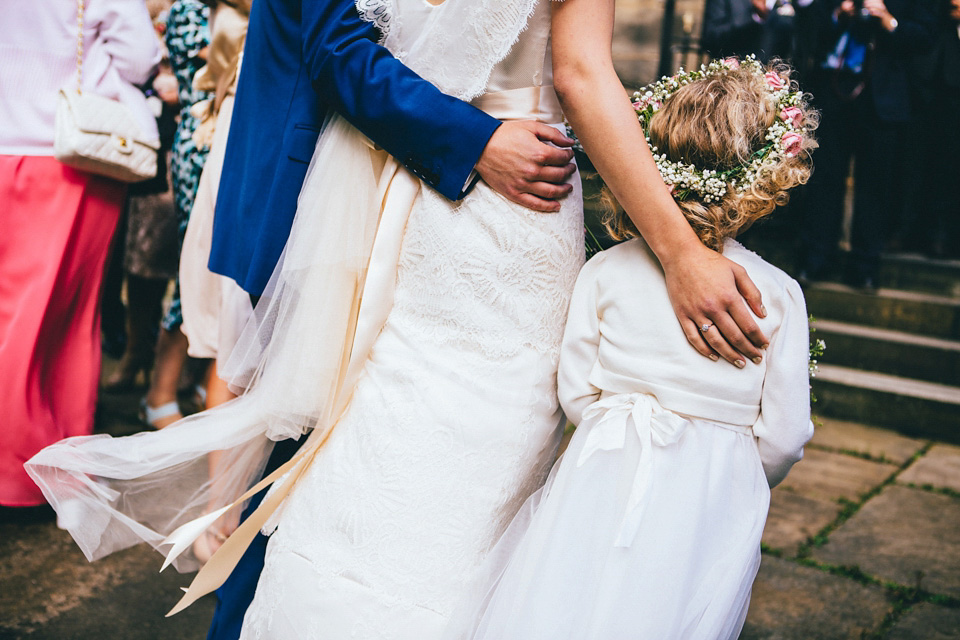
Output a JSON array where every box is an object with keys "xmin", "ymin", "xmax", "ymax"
[
  {"xmin": 880, "ymin": 253, "xmax": 960, "ymax": 300},
  {"xmin": 811, "ymin": 364, "xmax": 960, "ymax": 444},
  {"xmin": 814, "ymin": 319, "xmax": 960, "ymax": 387},
  {"xmin": 804, "ymin": 283, "xmax": 960, "ymax": 340},
  {"xmin": 730, "ymin": 227, "xmax": 960, "ymax": 299}
]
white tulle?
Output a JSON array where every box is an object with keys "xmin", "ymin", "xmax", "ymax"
[
  {"xmin": 25, "ymin": 116, "xmax": 387, "ymax": 572},
  {"xmin": 443, "ymin": 397, "xmax": 769, "ymax": 640}
]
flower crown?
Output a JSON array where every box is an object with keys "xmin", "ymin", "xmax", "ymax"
[{"xmin": 634, "ymin": 56, "xmax": 808, "ymax": 203}]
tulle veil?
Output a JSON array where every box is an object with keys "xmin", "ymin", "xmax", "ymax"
[{"xmin": 26, "ymin": 113, "xmax": 384, "ymax": 573}]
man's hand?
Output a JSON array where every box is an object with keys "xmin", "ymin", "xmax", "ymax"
[
  {"xmin": 663, "ymin": 243, "xmax": 768, "ymax": 367},
  {"xmin": 475, "ymin": 120, "xmax": 577, "ymax": 213}
]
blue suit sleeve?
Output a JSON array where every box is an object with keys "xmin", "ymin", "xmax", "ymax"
[{"xmin": 301, "ymin": 0, "xmax": 501, "ymax": 200}]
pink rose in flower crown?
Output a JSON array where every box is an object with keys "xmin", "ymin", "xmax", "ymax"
[
  {"xmin": 764, "ymin": 71, "xmax": 786, "ymax": 90},
  {"xmin": 781, "ymin": 131, "xmax": 803, "ymax": 157},
  {"xmin": 633, "ymin": 96, "xmax": 662, "ymax": 111},
  {"xmin": 723, "ymin": 57, "xmax": 740, "ymax": 70},
  {"xmin": 780, "ymin": 106, "xmax": 803, "ymax": 128}
]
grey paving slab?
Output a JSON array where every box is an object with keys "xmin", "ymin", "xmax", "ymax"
[
  {"xmin": 810, "ymin": 417, "xmax": 925, "ymax": 465},
  {"xmin": 886, "ymin": 602, "xmax": 960, "ymax": 640},
  {"xmin": 0, "ymin": 512, "xmax": 213, "ymax": 639},
  {"xmin": 12, "ymin": 570, "xmax": 214, "ymax": 640},
  {"xmin": 812, "ymin": 485, "xmax": 960, "ymax": 597},
  {"xmin": 741, "ymin": 555, "xmax": 890, "ymax": 640},
  {"xmin": 777, "ymin": 447, "xmax": 897, "ymax": 503},
  {"xmin": 762, "ymin": 490, "xmax": 840, "ymax": 556},
  {"xmin": 899, "ymin": 443, "xmax": 960, "ymax": 493}
]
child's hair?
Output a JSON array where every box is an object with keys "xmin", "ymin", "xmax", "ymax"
[{"xmin": 603, "ymin": 61, "xmax": 818, "ymax": 252}]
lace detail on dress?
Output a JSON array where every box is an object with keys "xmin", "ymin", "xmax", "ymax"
[
  {"xmin": 391, "ymin": 184, "xmax": 582, "ymax": 365},
  {"xmin": 355, "ymin": 0, "xmax": 394, "ymax": 42},
  {"xmin": 357, "ymin": 0, "xmax": 541, "ymax": 100},
  {"xmin": 240, "ymin": 177, "xmax": 584, "ymax": 639}
]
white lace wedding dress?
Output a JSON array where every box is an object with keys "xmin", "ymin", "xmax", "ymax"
[{"xmin": 239, "ymin": 2, "xmax": 584, "ymax": 637}]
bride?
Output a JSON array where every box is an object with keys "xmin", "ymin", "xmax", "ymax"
[{"xmin": 27, "ymin": 0, "xmax": 770, "ymax": 637}]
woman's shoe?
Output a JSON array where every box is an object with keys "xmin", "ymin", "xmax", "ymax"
[{"xmin": 139, "ymin": 397, "xmax": 183, "ymax": 429}]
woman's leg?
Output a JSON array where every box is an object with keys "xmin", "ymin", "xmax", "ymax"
[
  {"xmin": 144, "ymin": 326, "xmax": 188, "ymax": 428},
  {"xmin": 104, "ymin": 274, "xmax": 167, "ymax": 390}
]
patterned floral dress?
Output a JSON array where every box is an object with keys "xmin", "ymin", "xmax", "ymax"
[{"xmin": 163, "ymin": 0, "xmax": 211, "ymax": 330}]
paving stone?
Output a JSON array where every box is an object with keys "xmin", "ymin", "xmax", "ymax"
[
  {"xmin": 886, "ymin": 602, "xmax": 960, "ymax": 640},
  {"xmin": 812, "ymin": 485, "xmax": 960, "ymax": 597},
  {"xmin": 811, "ymin": 417, "xmax": 925, "ymax": 465},
  {"xmin": 13, "ymin": 570, "xmax": 214, "ymax": 640},
  {"xmin": 741, "ymin": 555, "xmax": 890, "ymax": 640},
  {"xmin": 899, "ymin": 443, "xmax": 960, "ymax": 493},
  {"xmin": 762, "ymin": 490, "xmax": 840, "ymax": 556},
  {"xmin": 777, "ymin": 447, "xmax": 897, "ymax": 503},
  {"xmin": 0, "ymin": 513, "xmax": 212, "ymax": 637}
]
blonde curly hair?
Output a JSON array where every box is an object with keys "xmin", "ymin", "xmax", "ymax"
[{"xmin": 604, "ymin": 62, "xmax": 818, "ymax": 252}]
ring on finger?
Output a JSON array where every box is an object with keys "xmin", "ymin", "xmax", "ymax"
[{"xmin": 700, "ymin": 322, "xmax": 714, "ymax": 333}]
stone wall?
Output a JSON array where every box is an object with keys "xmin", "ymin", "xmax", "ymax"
[{"xmin": 613, "ymin": 0, "xmax": 708, "ymax": 87}]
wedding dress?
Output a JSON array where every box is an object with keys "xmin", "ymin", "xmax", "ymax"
[{"xmin": 238, "ymin": 2, "xmax": 584, "ymax": 637}]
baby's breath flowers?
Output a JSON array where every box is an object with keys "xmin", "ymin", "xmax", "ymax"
[
  {"xmin": 634, "ymin": 56, "xmax": 809, "ymax": 202},
  {"xmin": 809, "ymin": 316, "xmax": 826, "ymax": 405}
]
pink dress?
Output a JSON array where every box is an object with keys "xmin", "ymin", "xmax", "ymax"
[{"xmin": 0, "ymin": 157, "xmax": 126, "ymax": 505}]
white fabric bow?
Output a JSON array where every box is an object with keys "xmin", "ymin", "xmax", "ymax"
[{"xmin": 576, "ymin": 393, "xmax": 689, "ymax": 547}]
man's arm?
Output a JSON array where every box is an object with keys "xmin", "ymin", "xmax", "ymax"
[
  {"xmin": 301, "ymin": 0, "xmax": 575, "ymax": 211},
  {"xmin": 553, "ymin": 0, "xmax": 768, "ymax": 366}
]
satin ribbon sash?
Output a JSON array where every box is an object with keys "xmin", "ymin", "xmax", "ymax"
[
  {"xmin": 163, "ymin": 150, "xmax": 421, "ymax": 616},
  {"xmin": 576, "ymin": 393, "xmax": 690, "ymax": 548},
  {"xmin": 470, "ymin": 85, "xmax": 563, "ymax": 123},
  {"xmin": 576, "ymin": 394, "xmax": 754, "ymax": 547}
]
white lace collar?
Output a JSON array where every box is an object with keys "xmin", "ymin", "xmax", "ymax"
[{"xmin": 356, "ymin": 0, "xmax": 540, "ymax": 99}]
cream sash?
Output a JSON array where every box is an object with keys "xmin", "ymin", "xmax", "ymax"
[
  {"xmin": 470, "ymin": 85, "xmax": 563, "ymax": 123},
  {"xmin": 163, "ymin": 84, "xmax": 562, "ymax": 616}
]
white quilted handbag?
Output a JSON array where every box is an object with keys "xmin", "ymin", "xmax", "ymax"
[
  {"xmin": 53, "ymin": 0, "xmax": 159, "ymax": 183},
  {"xmin": 55, "ymin": 88, "xmax": 160, "ymax": 183}
]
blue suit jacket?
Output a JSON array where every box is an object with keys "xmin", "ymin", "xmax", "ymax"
[{"xmin": 209, "ymin": 0, "xmax": 501, "ymax": 295}]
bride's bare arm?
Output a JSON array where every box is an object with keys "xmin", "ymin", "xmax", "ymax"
[{"xmin": 552, "ymin": 0, "xmax": 768, "ymax": 366}]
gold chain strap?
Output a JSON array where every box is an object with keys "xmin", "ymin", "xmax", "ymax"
[{"xmin": 75, "ymin": 0, "xmax": 84, "ymax": 94}]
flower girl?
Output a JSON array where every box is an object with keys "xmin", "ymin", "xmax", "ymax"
[{"xmin": 452, "ymin": 59, "xmax": 817, "ymax": 640}]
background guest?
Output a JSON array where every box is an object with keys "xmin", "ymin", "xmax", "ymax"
[
  {"xmin": 103, "ymin": 4, "xmax": 182, "ymax": 393},
  {"xmin": 702, "ymin": 0, "xmax": 815, "ymax": 63},
  {"xmin": 891, "ymin": 0, "xmax": 960, "ymax": 258},
  {"xmin": 0, "ymin": 0, "xmax": 160, "ymax": 506},
  {"xmin": 798, "ymin": 0, "xmax": 936, "ymax": 289},
  {"xmin": 142, "ymin": 0, "xmax": 213, "ymax": 428},
  {"xmin": 179, "ymin": 0, "xmax": 252, "ymax": 414}
]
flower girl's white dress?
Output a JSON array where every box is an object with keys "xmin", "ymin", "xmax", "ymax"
[{"xmin": 454, "ymin": 238, "xmax": 813, "ymax": 640}]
